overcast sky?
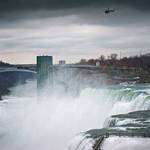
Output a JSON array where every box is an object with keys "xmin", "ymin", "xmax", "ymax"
[{"xmin": 0, "ymin": 0, "xmax": 150, "ymax": 64}]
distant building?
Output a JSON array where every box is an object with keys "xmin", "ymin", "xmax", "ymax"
[
  {"xmin": 96, "ymin": 61, "xmax": 100, "ymax": 67},
  {"xmin": 59, "ymin": 60, "xmax": 66, "ymax": 65}
]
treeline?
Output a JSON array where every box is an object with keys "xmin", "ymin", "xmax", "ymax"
[
  {"xmin": 0, "ymin": 61, "xmax": 13, "ymax": 67},
  {"xmin": 77, "ymin": 53, "xmax": 150, "ymax": 71}
]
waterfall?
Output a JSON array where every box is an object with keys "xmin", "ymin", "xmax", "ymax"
[{"xmin": 0, "ymin": 81, "xmax": 150, "ymax": 150}]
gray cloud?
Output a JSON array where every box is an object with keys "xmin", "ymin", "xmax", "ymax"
[
  {"xmin": 1, "ymin": 0, "xmax": 150, "ymax": 15},
  {"xmin": 0, "ymin": 17, "xmax": 149, "ymax": 55},
  {"xmin": 0, "ymin": 0, "xmax": 150, "ymax": 28},
  {"xmin": 0, "ymin": 0, "xmax": 150, "ymax": 63}
]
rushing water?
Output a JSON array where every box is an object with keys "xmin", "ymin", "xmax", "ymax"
[{"xmin": 0, "ymin": 81, "xmax": 150, "ymax": 150}]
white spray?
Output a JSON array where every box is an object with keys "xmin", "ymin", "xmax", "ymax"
[{"xmin": 0, "ymin": 81, "xmax": 149, "ymax": 150}]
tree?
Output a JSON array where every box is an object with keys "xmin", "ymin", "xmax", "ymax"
[
  {"xmin": 79, "ymin": 59, "xmax": 87, "ymax": 65},
  {"xmin": 99, "ymin": 55, "xmax": 105, "ymax": 61},
  {"xmin": 88, "ymin": 59, "xmax": 95, "ymax": 65},
  {"xmin": 110, "ymin": 53, "xmax": 118, "ymax": 60}
]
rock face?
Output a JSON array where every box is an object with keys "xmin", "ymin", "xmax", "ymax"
[{"xmin": 0, "ymin": 71, "xmax": 36, "ymax": 99}]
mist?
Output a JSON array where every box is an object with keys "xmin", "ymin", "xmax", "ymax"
[
  {"xmin": 0, "ymin": 70, "xmax": 149, "ymax": 150},
  {"xmin": 102, "ymin": 137, "xmax": 150, "ymax": 150},
  {"xmin": 0, "ymin": 79, "xmax": 112, "ymax": 150}
]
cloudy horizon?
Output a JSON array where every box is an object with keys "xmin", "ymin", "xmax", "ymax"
[{"xmin": 0, "ymin": 0, "xmax": 150, "ymax": 64}]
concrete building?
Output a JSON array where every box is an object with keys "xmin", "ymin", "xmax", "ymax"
[
  {"xmin": 59, "ymin": 60, "xmax": 66, "ymax": 65},
  {"xmin": 37, "ymin": 56, "xmax": 53, "ymax": 90}
]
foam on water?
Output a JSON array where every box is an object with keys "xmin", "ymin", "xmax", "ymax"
[{"xmin": 102, "ymin": 137, "xmax": 150, "ymax": 150}]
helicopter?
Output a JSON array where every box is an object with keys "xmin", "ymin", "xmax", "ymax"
[{"xmin": 104, "ymin": 8, "xmax": 115, "ymax": 14}]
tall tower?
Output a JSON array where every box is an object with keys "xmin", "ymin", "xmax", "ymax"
[{"xmin": 37, "ymin": 56, "xmax": 53, "ymax": 91}]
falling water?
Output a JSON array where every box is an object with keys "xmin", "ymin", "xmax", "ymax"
[{"xmin": 0, "ymin": 81, "xmax": 150, "ymax": 150}]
